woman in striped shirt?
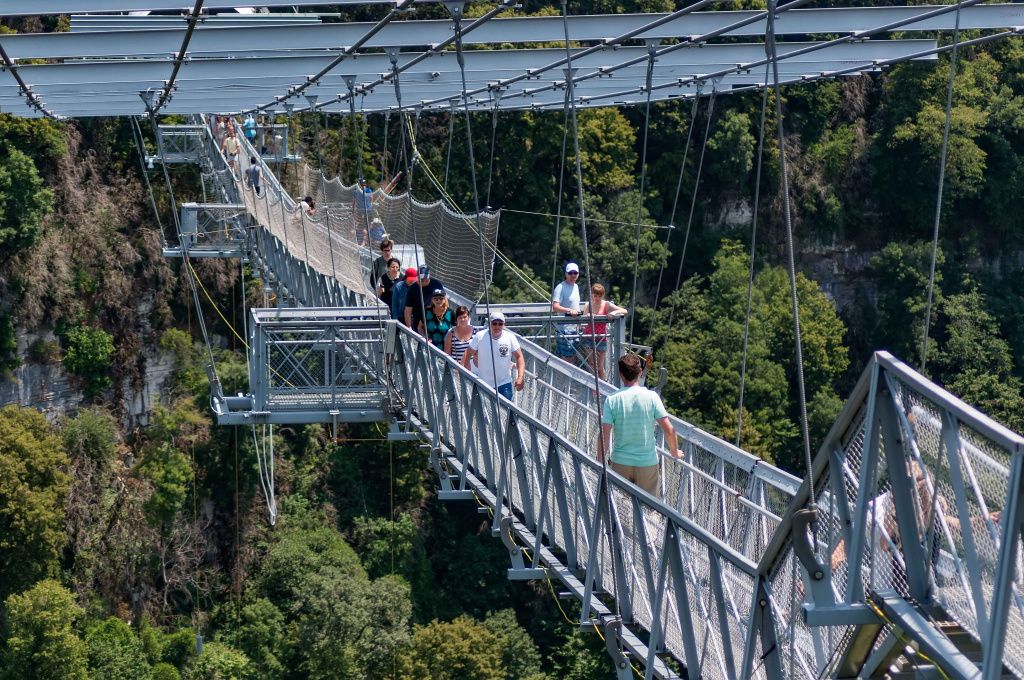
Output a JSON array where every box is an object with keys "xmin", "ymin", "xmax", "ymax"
[{"xmin": 444, "ymin": 305, "xmax": 475, "ymax": 363}]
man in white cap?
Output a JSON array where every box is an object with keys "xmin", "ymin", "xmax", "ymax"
[
  {"xmin": 552, "ymin": 262, "xmax": 584, "ymax": 364},
  {"xmin": 463, "ymin": 311, "xmax": 525, "ymax": 400}
]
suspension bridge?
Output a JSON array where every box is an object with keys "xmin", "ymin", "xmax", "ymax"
[{"xmin": 5, "ymin": 2, "xmax": 1024, "ymax": 678}]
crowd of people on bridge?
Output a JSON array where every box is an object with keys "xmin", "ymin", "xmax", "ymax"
[{"xmin": 216, "ymin": 113, "xmax": 681, "ymax": 499}]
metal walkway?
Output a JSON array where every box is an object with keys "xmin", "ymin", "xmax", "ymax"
[{"xmin": 179, "ymin": 116, "xmax": 1024, "ymax": 680}]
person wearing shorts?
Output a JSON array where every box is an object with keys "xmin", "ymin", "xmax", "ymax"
[
  {"xmin": 580, "ymin": 283, "xmax": 627, "ymax": 381},
  {"xmin": 600, "ymin": 354, "xmax": 682, "ymax": 496},
  {"xmin": 552, "ymin": 262, "xmax": 583, "ymax": 363}
]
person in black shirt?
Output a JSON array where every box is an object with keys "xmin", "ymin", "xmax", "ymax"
[
  {"xmin": 404, "ymin": 264, "xmax": 443, "ymax": 331},
  {"xmin": 370, "ymin": 238, "xmax": 394, "ymax": 294},
  {"xmin": 377, "ymin": 257, "xmax": 402, "ymax": 306}
]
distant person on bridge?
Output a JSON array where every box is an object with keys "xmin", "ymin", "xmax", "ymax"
[
  {"xmin": 422, "ymin": 288, "xmax": 455, "ymax": 348},
  {"xmin": 445, "ymin": 305, "xmax": 475, "ymax": 363},
  {"xmin": 244, "ymin": 157, "xmax": 262, "ymax": 197},
  {"xmin": 464, "ymin": 311, "xmax": 525, "ymax": 401},
  {"xmin": 243, "ymin": 114, "xmax": 257, "ymax": 144},
  {"xmin": 391, "ymin": 267, "xmax": 417, "ymax": 323},
  {"xmin": 580, "ymin": 283, "xmax": 627, "ymax": 381},
  {"xmin": 552, "ymin": 262, "xmax": 583, "ymax": 364},
  {"xmin": 300, "ymin": 196, "xmax": 316, "ymax": 217},
  {"xmin": 369, "ymin": 217, "xmax": 386, "ymax": 245},
  {"xmin": 405, "ymin": 265, "xmax": 443, "ymax": 332},
  {"xmin": 600, "ymin": 354, "xmax": 681, "ymax": 497},
  {"xmin": 221, "ymin": 129, "xmax": 241, "ymax": 175},
  {"xmin": 377, "ymin": 258, "xmax": 402, "ymax": 307}
]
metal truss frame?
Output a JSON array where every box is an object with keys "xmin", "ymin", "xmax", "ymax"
[{"xmin": 2, "ymin": 4, "xmax": 1020, "ymax": 118}]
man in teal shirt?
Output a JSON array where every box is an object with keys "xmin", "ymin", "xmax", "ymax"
[{"xmin": 600, "ymin": 354, "xmax": 681, "ymax": 496}]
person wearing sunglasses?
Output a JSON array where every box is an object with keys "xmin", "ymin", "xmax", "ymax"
[
  {"xmin": 552, "ymin": 262, "xmax": 583, "ymax": 364},
  {"xmin": 463, "ymin": 311, "xmax": 525, "ymax": 400}
]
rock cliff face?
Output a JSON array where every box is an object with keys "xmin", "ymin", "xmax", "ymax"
[{"xmin": 0, "ymin": 330, "xmax": 175, "ymax": 426}]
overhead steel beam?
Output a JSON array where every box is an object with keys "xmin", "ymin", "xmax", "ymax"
[
  {"xmin": 0, "ymin": 0, "xmax": 400, "ymax": 15},
  {"xmin": 1, "ymin": 6, "xmax": 1016, "ymax": 60}
]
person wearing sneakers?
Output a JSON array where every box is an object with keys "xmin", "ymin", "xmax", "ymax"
[{"xmin": 463, "ymin": 311, "xmax": 525, "ymax": 401}]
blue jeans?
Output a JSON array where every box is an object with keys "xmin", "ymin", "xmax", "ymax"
[{"xmin": 497, "ymin": 383, "xmax": 514, "ymax": 400}]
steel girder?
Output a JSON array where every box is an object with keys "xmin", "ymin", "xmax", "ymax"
[
  {"xmin": 1, "ymin": 0, "xmax": 392, "ymax": 15},
  {"xmin": 0, "ymin": 6, "xmax": 1016, "ymax": 60}
]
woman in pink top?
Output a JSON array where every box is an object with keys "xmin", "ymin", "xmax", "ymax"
[{"xmin": 580, "ymin": 283, "xmax": 627, "ymax": 381}]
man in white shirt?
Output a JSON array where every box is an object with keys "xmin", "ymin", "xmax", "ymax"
[
  {"xmin": 463, "ymin": 311, "xmax": 525, "ymax": 400},
  {"xmin": 552, "ymin": 262, "xmax": 583, "ymax": 364}
]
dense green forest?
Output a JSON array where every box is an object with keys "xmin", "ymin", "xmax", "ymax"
[{"xmin": 2, "ymin": 1, "xmax": 1024, "ymax": 678}]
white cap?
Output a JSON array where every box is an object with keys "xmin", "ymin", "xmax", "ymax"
[
  {"xmin": 565, "ymin": 262, "xmax": 580, "ymax": 274},
  {"xmin": 489, "ymin": 311, "xmax": 506, "ymax": 322}
]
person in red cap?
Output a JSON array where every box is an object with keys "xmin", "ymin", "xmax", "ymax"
[{"xmin": 391, "ymin": 267, "xmax": 418, "ymax": 322}]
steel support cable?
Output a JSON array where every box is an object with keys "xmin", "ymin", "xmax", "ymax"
[
  {"xmin": 920, "ymin": 0, "xmax": 965, "ymax": 373},
  {"xmin": 664, "ymin": 86, "xmax": 718, "ymax": 335},
  {"xmin": 311, "ymin": 1, "xmax": 517, "ymax": 113},
  {"xmin": 767, "ymin": 1, "xmax": 816, "ymax": 500},
  {"xmin": 415, "ymin": 0, "xmax": 724, "ymax": 113},
  {"xmin": 627, "ymin": 45, "xmax": 658, "ymax": 347},
  {"xmin": 408, "ymin": 149, "xmax": 550, "ymax": 301},
  {"xmin": 736, "ymin": 65, "xmax": 772, "ymax": 449},
  {"xmin": 443, "ymin": 102, "xmax": 456, "ymax": 191},
  {"xmin": 143, "ymin": 107, "xmax": 219, "ymax": 385},
  {"xmin": 644, "ymin": 92, "xmax": 701, "ymax": 342},
  {"xmin": 129, "ymin": 115, "xmax": 166, "ymax": 240},
  {"xmin": 546, "ymin": 90, "xmax": 572, "ymax": 354},
  {"xmin": 574, "ymin": 0, "xmax": 987, "ymax": 110},
  {"xmin": 451, "ymin": 2, "xmax": 513, "ymax": 525},
  {"xmin": 560, "ymin": 0, "xmax": 626, "ymax": 662},
  {"xmin": 247, "ymin": 0, "xmax": 415, "ymax": 115},
  {"xmin": 154, "ymin": 0, "xmax": 204, "ymax": 113},
  {"xmin": 381, "ymin": 110, "xmax": 390, "ymax": 185},
  {"xmin": 486, "ymin": 92, "xmax": 500, "ymax": 209},
  {"xmin": 0, "ymin": 39, "xmax": 58, "ymax": 119}
]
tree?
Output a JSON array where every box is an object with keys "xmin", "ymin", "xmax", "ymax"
[
  {"xmin": 62, "ymin": 326, "xmax": 115, "ymax": 397},
  {"xmin": 216, "ymin": 598, "xmax": 286, "ymax": 680},
  {"xmin": 398, "ymin": 616, "xmax": 505, "ymax": 680},
  {"xmin": 481, "ymin": 610, "xmax": 548, "ymax": 680},
  {"xmin": 572, "ymin": 108, "xmax": 637, "ymax": 195},
  {"xmin": 1, "ymin": 580, "xmax": 88, "ymax": 680},
  {"xmin": 869, "ymin": 240, "xmax": 944, "ymax": 367},
  {"xmin": 0, "ymin": 406, "xmax": 71, "ymax": 599},
  {"xmin": 0, "ymin": 143, "xmax": 53, "ymax": 259},
  {"xmin": 181, "ymin": 642, "xmax": 251, "ymax": 680},
  {"xmin": 350, "ymin": 514, "xmax": 438, "ymax": 621},
  {"xmin": 84, "ymin": 617, "xmax": 151, "ymax": 680}
]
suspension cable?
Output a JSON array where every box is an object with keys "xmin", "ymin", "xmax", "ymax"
[
  {"xmin": 444, "ymin": 101, "xmax": 456, "ymax": 191},
  {"xmin": 129, "ymin": 116, "xmax": 165, "ymax": 240},
  {"xmin": 920, "ymin": 0, "xmax": 964, "ymax": 373},
  {"xmin": 736, "ymin": 65, "xmax": 772, "ymax": 449},
  {"xmin": 627, "ymin": 43, "xmax": 658, "ymax": 347},
  {"xmin": 451, "ymin": 2, "xmax": 513, "ymax": 526},
  {"xmin": 665, "ymin": 85, "xmax": 718, "ymax": 335},
  {"xmin": 486, "ymin": 90, "xmax": 501, "ymax": 209},
  {"xmin": 767, "ymin": 0, "xmax": 816, "ymax": 497},
  {"xmin": 645, "ymin": 91, "xmax": 701, "ymax": 342},
  {"xmin": 154, "ymin": 0, "xmax": 204, "ymax": 113},
  {"xmin": 546, "ymin": 89, "xmax": 572, "ymax": 351},
  {"xmin": 560, "ymin": 0, "xmax": 625, "ymax": 654},
  {"xmin": 381, "ymin": 111, "xmax": 390, "ymax": 185}
]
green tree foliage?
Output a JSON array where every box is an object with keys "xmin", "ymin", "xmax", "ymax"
[
  {"xmin": 0, "ymin": 313, "xmax": 17, "ymax": 373},
  {"xmin": 62, "ymin": 406, "xmax": 119, "ymax": 466},
  {"xmin": 399, "ymin": 615, "xmax": 505, "ymax": 680},
  {"xmin": 350, "ymin": 514, "xmax": 437, "ymax": 620},
  {"xmin": 0, "ymin": 406, "xmax": 71, "ymax": 599},
  {"xmin": 62, "ymin": 326, "xmax": 115, "ymax": 397},
  {"xmin": 481, "ymin": 609, "xmax": 548, "ymax": 680},
  {"xmin": 148, "ymin": 663, "xmax": 181, "ymax": 680},
  {"xmin": 181, "ymin": 642, "xmax": 251, "ymax": 680},
  {"xmin": 1, "ymin": 580, "xmax": 88, "ymax": 680},
  {"xmin": 0, "ymin": 143, "xmax": 54, "ymax": 258},
  {"xmin": 657, "ymin": 242, "xmax": 848, "ymax": 469},
  {"xmin": 572, "ymin": 108, "xmax": 637, "ymax": 194},
  {"xmin": 84, "ymin": 617, "xmax": 151, "ymax": 680},
  {"xmin": 706, "ymin": 109, "xmax": 756, "ymax": 190},
  {"xmin": 215, "ymin": 598, "xmax": 286, "ymax": 679},
  {"xmin": 869, "ymin": 241, "xmax": 944, "ymax": 366}
]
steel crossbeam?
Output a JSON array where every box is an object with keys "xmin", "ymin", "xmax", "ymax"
[{"xmin": 3, "ymin": 5, "xmax": 1019, "ymax": 117}]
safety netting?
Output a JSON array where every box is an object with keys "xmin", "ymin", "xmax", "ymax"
[{"xmin": 299, "ymin": 164, "xmax": 501, "ymax": 302}]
